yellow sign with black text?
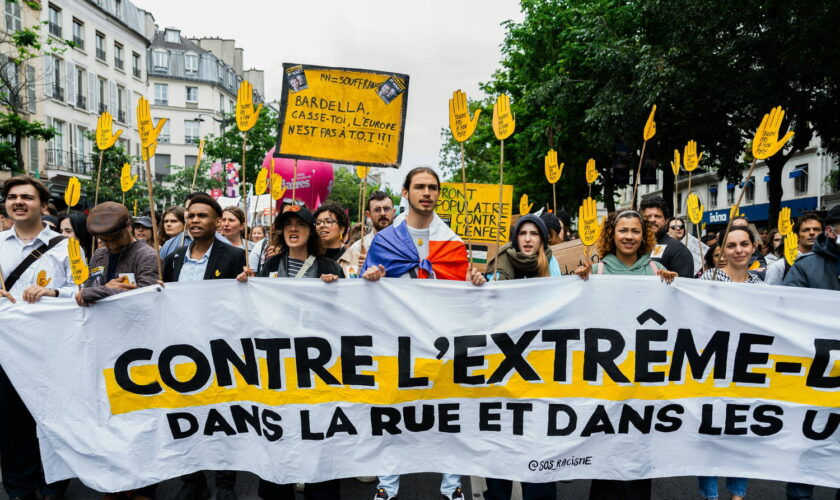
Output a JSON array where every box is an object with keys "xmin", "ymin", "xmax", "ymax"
[{"xmin": 435, "ymin": 183, "xmax": 513, "ymax": 243}]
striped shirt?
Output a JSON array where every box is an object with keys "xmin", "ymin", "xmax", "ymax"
[
  {"xmin": 287, "ymin": 257, "xmax": 304, "ymax": 277},
  {"xmin": 700, "ymin": 267, "xmax": 763, "ymax": 284}
]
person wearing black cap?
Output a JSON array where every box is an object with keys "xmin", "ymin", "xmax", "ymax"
[
  {"xmin": 132, "ymin": 215, "xmax": 154, "ymax": 246},
  {"xmin": 539, "ymin": 211, "xmax": 565, "ymax": 245},
  {"xmin": 783, "ymin": 205, "xmax": 840, "ymax": 291},
  {"xmin": 77, "ymin": 202, "xmax": 159, "ymax": 306},
  {"xmin": 487, "ymin": 213, "xmax": 561, "ymax": 281}
]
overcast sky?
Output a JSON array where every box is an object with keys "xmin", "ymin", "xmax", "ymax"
[{"xmin": 136, "ymin": 0, "xmax": 523, "ymax": 190}]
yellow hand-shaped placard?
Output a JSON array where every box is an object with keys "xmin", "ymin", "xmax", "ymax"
[
  {"xmin": 236, "ymin": 80, "xmax": 263, "ymax": 132},
  {"xmin": 137, "ymin": 97, "xmax": 166, "ymax": 160},
  {"xmin": 687, "ymin": 193, "xmax": 704, "ymax": 224},
  {"xmin": 585, "ymin": 158, "xmax": 598, "ymax": 184},
  {"xmin": 255, "ymin": 168, "xmax": 268, "ymax": 196},
  {"xmin": 271, "ymin": 174, "xmax": 286, "ymax": 201},
  {"xmin": 492, "ymin": 94, "xmax": 515, "ymax": 140},
  {"xmin": 544, "ymin": 150, "xmax": 562, "ymax": 184},
  {"xmin": 96, "ymin": 111, "xmax": 123, "ymax": 150},
  {"xmin": 643, "ymin": 104, "xmax": 656, "ymax": 141},
  {"xmin": 449, "ymin": 90, "xmax": 481, "ymax": 143},
  {"xmin": 579, "ymin": 197, "xmax": 602, "ymax": 246},
  {"xmin": 784, "ymin": 232, "xmax": 799, "ymax": 266},
  {"xmin": 683, "ymin": 140, "xmax": 703, "ymax": 171},
  {"xmin": 670, "ymin": 149, "xmax": 681, "ymax": 177},
  {"xmin": 752, "ymin": 106, "xmax": 794, "ymax": 160},
  {"xmin": 356, "ymin": 165, "xmax": 371, "ymax": 179},
  {"xmin": 68, "ymin": 238, "xmax": 89, "ymax": 285},
  {"xmin": 729, "ymin": 204, "xmax": 743, "ymax": 221},
  {"xmin": 120, "ymin": 163, "xmax": 137, "ymax": 192},
  {"xmin": 64, "ymin": 176, "xmax": 80, "ymax": 208},
  {"xmin": 36, "ymin": 269, "xmax": 52, "ymax": 287},
  {"xmin": 778, "ymin": 207, "xmax": 792, "ymax": 236},
  {"xmin": 519, "ymin": 194, "xmax": 533, "ymax": 215}
]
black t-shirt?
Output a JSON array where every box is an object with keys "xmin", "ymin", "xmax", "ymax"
[
  {"xmin": 323, "ymin": 246, "xmax": 346, "ymax": 262},
  {"xmin": 106, "ymin": 252, "xmax": 120, "ymax": 281}
]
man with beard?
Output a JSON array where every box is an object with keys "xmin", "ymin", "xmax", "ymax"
[
  {"xmin": 640, "ymin": 196, "xmax": 694, "ymax": 278},
  {"xmin": 765, "ymin": 213, "xmax": 823, "ymax": 285},
  {"xmin": 343, "ymin": 191, "xmax": 394, "ymax": 278}
]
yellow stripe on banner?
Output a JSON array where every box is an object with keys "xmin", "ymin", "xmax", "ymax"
[{"xmin": 103, "ymin": 350, "xmax": 840, "ymax": 416}]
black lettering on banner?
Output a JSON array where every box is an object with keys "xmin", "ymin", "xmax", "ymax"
[
  {"xmin": 300, "ymin": 410, "xmax": 324, "ymax": 440},
  {"xmin": 618, "ymin": 404, "xmax": 654, "ymax": 434},
  {"xmin": 506, "ymin": 402, "xmax": 533, "ymax": 436},
  {"xmin": 204, "ymin": 408, "xmax": 237, "ymax": 436},
  {"xmin": 340, "ymin": 336, "xmax": 375, "ymax": 387},
  {"xmin": 479, "ymin": 402, "xmax": 503, "ymax": 432},
  {"xmin": 404, "ymin": 405, "xmax": 435, "ymax": 432},
  {"xmin": 294, "ymin": 337, "xmax": 340, "ymax": 388},
  {"xmin": 397, "ymin": 337, "xmax": 429, "ymax": 388},
  {"xmin": 158, "ymin": 344, "xmax": 212, "ymax": 393},
  {"xmin": 806, "ymin": 339, "xmax": 840, "ymax": 389},
  {"xmin": 669, "ymin": 330, "xmax": 729, "ymax": 382},
  {"xmin": 210, "ymin": 338, "xmax": 259, "ymax": 387},
  {"xmin": 547, "ymin": 404, "xmax": 577, "ymax": 436},
  {"xmin": 542, "ymin": 329, "xmax": 581, "ymax": 382},
  {"xmin": 583, "ymin": 329, "xmax": 630, "ymax": 383},
  {"xmin": 733, "ymin": 333, "xmax": 774, "ymax": 384},
  {"xmin": 454, "ymin": 335, "xmax": 487, "ymax": 385},
  {"xmin": 254, "ymin": 338, "xmax": 292, "ymax": 390},
  {"xmin": 326, "ymin": 407, "xmax": 358, "ymax": 438},
  {"xmin": 486, "ymin": 331, "xmax": 540, "ymax": 384},
  {"xmin": 654, "ymin": 404, "xmax": 684, "ymax": 432},
  {"xmin": 262, "ymin": 409, "xmax": 283, "ymax": 442},
  {"xmin": 114, "ymin": 348, "xmax": 162, "ymax": 395},
  {"xmin": 635, "ymin": 329, "xmax": 668, "ymax": 383},
  {"xmin": 802, "ymin": 409, "xmax": 840, "ymax": 440},
  {"xmin": 751, "ymin": 405, "xmax": 784, "ymax": 436},
  {"xmin": 438, "ymin": 403, "xmax": 461, "ymax": 433},
  {"xmin": 230, "ymin": 404, "xmax": 262, "ymax": 436},
  {"xmin": 167, "ymin": 412, "xmax": 198, "ymax": 439},
  {"xmin": 580, "ymin": 405, "xmax": 616, "ymax": 437},
  {"xmin": 371, "ymin": 407, "xmax": 402, "ymax": 436},
  {"xmin": 724, "ymin": 404, "xmax": 751, "ymax": 435},
  {"xmin": 699, "ymin": 404, "xmax": 723, "ymax": 435}
]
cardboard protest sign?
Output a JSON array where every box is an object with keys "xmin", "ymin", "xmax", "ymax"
[
  {"xmin": 545, "ymin": 150, "xmax": 562, "ymax": 184},
  {"xmin": 275, "ymin": 63, "xmax": 409, "ymax": 167},
  {"xmin": 254, "ymin": 168, "xmax": 268, "ymax": 196},
  {"xmin": 355, "ymin": 165, "xmax": 370, "ymax": 179},
  {"xmin": 643, "ymin": 104, "xmax": 657, "ymax": 141},
  {"xmin": 519, "ymin": 194, "xmax": 533, "ymax": 215},
  {"xmin": 578, "ymin": 197, "xmax": 601, "ymax": 246},
  {"xmin": 120, "ymin": 163, "xmax": 137, "ymax": 193},
  {"xmin": 64, "ymin": 177, "xmax": 80, "ymax": 208},
  {"xmin": 752, "ymin": 106, "xmax": 794, "ymax": 160},
  {"xmin": 449, "ymin": 90, "xmax": 481, "ymax": 142},
  {"xmin": 683, "ymin": 140, "xmax": 703, "ymax": 171},
  {"xmin": 492, "ymin": 94, "xmax": 515, "ymax": 140},
  {"xmin": 96, "ymin": 112, "xmax": 122, "ymax": 151},
  {"xmin": 270, "ymin": 174, "xmax": 286, "ymax": 201},
  {"xmin": 435, "ymin": 182, "xmax": 513, "ymax": 243},
  {"xmin": 550, "ymin": 239, "xmax": 596, "ymax": 275},
  {"xmin": 67, "ymin": 238, "xmax": 88, "ymax": 285},
  {"xmin": 670, "ymin": 150, "xmax": 681, "ymax": 177},
  {"xmin": 236, "ymin": 80, "xmax": 262, "ymax": 132},
  {"xmin": 585, "ymin": 158, "xmax": 598, "ymax": 184},
  {"xmin": 687, "ymin": 193, "xmax": 703, "ymax": 225},
  {"xmin": 785, "ymin": 232, "xmax": 799, "ymax": 266},
  {"xmin": 778, "ymin": 206, "xmax": 792, "ymax": 236}
]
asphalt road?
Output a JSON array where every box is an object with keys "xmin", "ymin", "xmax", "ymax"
[{"xmin": 2, "ymin": 473, "xmax": 838, "ymax": 499}]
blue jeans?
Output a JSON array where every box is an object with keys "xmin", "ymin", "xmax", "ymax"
[
  {"xmin": 378, "ymin": 473, "xmax": 461, "ymax": 497},
  {"xmin": 698, "ymin": 477, "xmax": 747, "ymax": 499}
]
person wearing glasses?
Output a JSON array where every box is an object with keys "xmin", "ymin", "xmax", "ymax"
[
  {"xmin": 313, "ymin": 201, "xmax": 353, "ymax": 275},
  {"xmin": 667, "ymin": 216, "xmax": 708, "ymax": 277},
  {"xmin": 343, "ymin": 191, "xmax": 395, "ymax": 278}
]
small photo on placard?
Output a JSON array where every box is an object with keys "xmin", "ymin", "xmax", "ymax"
[
  {"xmin": 376, "ymin": 76, "xmax": 405, "ymax": 104},
  {"xmin": 286, "ymin": 66, "xmax": 308, "ymax": 93}
]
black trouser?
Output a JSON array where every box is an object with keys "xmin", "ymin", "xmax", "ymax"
[
  {"xmin": 0, "ymin": 364, "xmax": 42, "ymax": 498},
  {"xmin": 182, "ymin": 470, "xmax": 237, "ymax": 490},
  {"xmin": 588, "ymin": 479, "xmax": 651, "ymax": 500},
  {"xmin": 257, "ymin": 479, "xmax": 341, "ymax": 500},
  {"xmin": 485, "ymin": 478, "xmax": 557, "ymax": 500}
]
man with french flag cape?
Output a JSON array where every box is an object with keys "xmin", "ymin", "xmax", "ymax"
[{"xmin": 361, "ymin": 167, "xmax": 485, "ymax": 500}]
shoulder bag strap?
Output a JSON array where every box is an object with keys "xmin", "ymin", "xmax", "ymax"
[
  {"xmin": 294, "ymin": 255, "xmax": 317, "ymax": 279},
  {"xmin": 5, "ymin": 235, "xmax": 65, "ymax": 290}
]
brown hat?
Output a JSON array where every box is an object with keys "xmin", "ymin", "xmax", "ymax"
[{"xmin": 87, "ymin": 202, "xmax": 131, "ymax": 235}]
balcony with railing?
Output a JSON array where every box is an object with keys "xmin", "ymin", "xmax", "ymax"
[
  {"xmin": 117, "ymin": 110, "xmax": 126, "ymax": 123},
  {"xmin": 75, "ymin": 94, "xmax": 86, "ymax": 109},
  {"xmin": 49, "ymin": 23, "xmax": 62, "ymax": 37},
  {"xmin": 133, "ymin": 67, "xmax": 141, "ymax": 79},
  {"xmin": 98, "ymin": 103, "xmax": 107, "ymax": 113},
  {"xmin": 158, "ymin": 135, "xmax": 170, "ymax": 144},
  {"xmin": 154, "ymin": 98, "xmax": 168, "ymax": 106},
  {"xmin": 52, "ymin": 85, "xmax": 64, "ymax": 101},
  {"xmin": 96, "ymin": 48, "xmax": 106, "ymax": 61},
  {"xmin": 73, "ymin": 36, "xmax": 84, "ymax": 50},
  {"xmin": 185, "ymin": 136, "xmax": 200, "ymax": 145},
  {"xmin": 115, "ymin": 57, "xmax": 124, "ymax": 70},
  {"xmin": 46, "ymin": 149, "xmax": 92, "ymax": 176}
]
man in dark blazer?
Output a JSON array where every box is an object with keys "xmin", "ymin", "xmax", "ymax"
[
  {"xmin": 163, "ymin": 194, "xmax": 245, "ymax": 283},
  {"xmin": 162, "ymin": 193, "xmax": 244, "ymax": 500}
]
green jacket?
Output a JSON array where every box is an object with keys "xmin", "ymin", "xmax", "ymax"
[{"xmin": 596, "ymin": 253, "xmax": 664, "ymax": 276}]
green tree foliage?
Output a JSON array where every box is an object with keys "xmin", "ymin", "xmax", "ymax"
[
  {"xmin": 203, "ymin": 108, "xmax": 278, "ymax": 190},
  {"xmin": 79, "ymin": 139, "xmax": 149, "ymax": 212},
  {"xmin": 157, "ymin": 163, "xmax": 225, "ymax": 207},
  {"xmin": 441, "ymin": 0, "xmax": 840, "ymax": 224}
]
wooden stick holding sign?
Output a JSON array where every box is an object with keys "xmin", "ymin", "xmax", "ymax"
[
  {"xmin": 236, "ymin": 80, "xmax": 263, "ymax": 266},
  {"xmin": 136, "ymin": 96, "xmax": 167, "ymax": 279},
  {"xmin": 544, "ymin": 150, "xmax": 562, "ymax": 213},
  {"xmin": 449, "ymin": 89, "xmax": 482, "ymax": 264},
  {"xmin": 355, "ymin": 166, "xmax": 371, "ymax": 250},
  {"xmin": 578, "ymin": 196, "xmax": 602, "ymax": 260},
  {"xmin": 189, "ymin": 139, "xmax": 206, "ymax": 192},
  {"xmin": 686, "ymin": 192, "xmax": 704, "ymax": 269},
  {"xmin": 94, "ymin": 111, "xmax": 123, "ymax": 205},
  {"xmin": 268, "ymin": 170, "xmax": 285, "ymax": 260},
  {"xmin": 491, "ymin": 94, "xmax": 515, "ymax": 278},
  {"xmin": 720, "ymin": 106, "xmax": 794, "ymax": 258},
  {"xmin": 670, "ymin": 149, "xmax": 680, "ymax": 214},
  {"xmin": 631, "ymin": 104, "xmax": 657, "ymax": 210}
]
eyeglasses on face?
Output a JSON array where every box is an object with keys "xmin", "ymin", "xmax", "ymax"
[
  {"xmin": 314, "ymin": 218, "xmax": 337, "ymax": 227},
  {"xmin": 669, "ymin": 225, "xmax": 685, "ymax": 230}
]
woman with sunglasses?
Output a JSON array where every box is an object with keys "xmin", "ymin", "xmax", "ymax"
[
  {"xmin": 668, "ymin": 216, "xmax": 707, "ymax": 277},
  {"xmin": 313, "ymin": 201, "xmax": 355, "ymax": 276}
]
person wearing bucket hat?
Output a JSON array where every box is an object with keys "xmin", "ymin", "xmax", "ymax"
[{"xmin": 486, "ymin": 213, "xmax": 561, "ymax": 281}]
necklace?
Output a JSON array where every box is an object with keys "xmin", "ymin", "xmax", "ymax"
[{"xmin": 417, "ymin": 238, "xmax": 424, "ymax": 246}]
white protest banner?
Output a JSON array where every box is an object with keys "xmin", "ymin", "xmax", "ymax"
[{"xmin": 0, "ymin": 277, "xmax": 838, "ymax": 491}]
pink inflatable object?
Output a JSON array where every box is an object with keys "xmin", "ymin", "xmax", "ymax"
[{"xmin": 261, "ymin": 147, "xmax": 334, "ymax": 211}]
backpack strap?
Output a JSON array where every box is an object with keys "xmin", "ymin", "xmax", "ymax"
[
  {"xmin": 4, "ymin": 235, "xmax": 65, "ymax": 291},
  {"xmin": 649, "ymin": 261, "xmax": 659, "ymax": 275}
]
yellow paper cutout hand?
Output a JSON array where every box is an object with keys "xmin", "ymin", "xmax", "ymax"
[
  {"xmin": 752, "ymin": 105, "xmax": 794, "ymax": 160},
  {"xmin": 683, "ymin": 140, "xmax": 703, "ymax": 172},
  {"xmin": 449, "ymin": 90, "xmax": 481, "ymax": 143},
  {"xmin": 120, "ymin": 163, "xmax": 138, "ymax": 192},
  {"xmin": 68, "ymin": 238, "xmax": 89, "ymax": 285},
  {"xmin": 96, "ymin": 111, "xmax": 123, "ymax": 150},
  {"xmin": 271, "ymin": 174, "xmax": 286, "ymax": 201},
  {"xmin": 579, "ymin": 197, "xmax": 602, "ymax": 246},
  {"xmin": 778, "ymin": 207, "xmax": 792, "ymax": 236},
  {"xmin": 643, "ymin": 104, "xmax": 656, "ymax": 141},
  {"xmin": 36, "ymin": 270, "xmax": 52, "ymax": 287},
  {"xmin": 492, "ymin": 94, "xmax": 515, "ymax": 140},
  {"xmin": 585, "ymin": 158, "xmax": 598, "ymax": 184},
  {"xmin": 729, "ymin": 204, "xmax": 742, "ymax": 221},
  {"xmin": 236, "ymin": 80, "xmax": 263, "ymax": 132},
  {"xmin": 670, "ymin": 149, "xmax": 681, "ymax": 177},
  {"xmin": 544, "ymin": 150, "xmax": 562, "ymax": 184},
  {"xmin": 749, "ymin": 260, "xmax": 761, "ymax": 271},
  {"xmin": 356, "ymin": 165, "xmax": 371, "ymax": 179},
  {"xmin": 64, "ymin": 176, "xmax": 80, "ymax": 208},
  {"xmin": 137, "ymin": 96, "xmax": 166, "ymax": 149},
  {"xmin": 519, "ymin": 194, "xmax": 533, "ymax": 215},
  {"xmin": 784, "ymin": 232, "xmax": 799, "ymax": 266},
  {"xmin": 255, "ymin": 168, "xmax": 268, "ymax": 196},
  {"xmin": 687, "ymin": 193, "xmax": 704, "ymax": 224}
]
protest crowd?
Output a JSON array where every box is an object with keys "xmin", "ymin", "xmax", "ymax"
[{"xmin": 1, "ymin": 164, "xmax": 839, "ymax": 500}]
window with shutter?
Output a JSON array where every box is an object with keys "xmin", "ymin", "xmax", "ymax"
[
  {"xmin": 26, "ymin": 65, "xmax": 36, "ymax": 113},
  {"xmin": 65, "ymin": 61, "xmax": 74, "ymax": 104},
  {"xmin": 44, "ymin": 55, "xmax": 53, "ymax": 98}
]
